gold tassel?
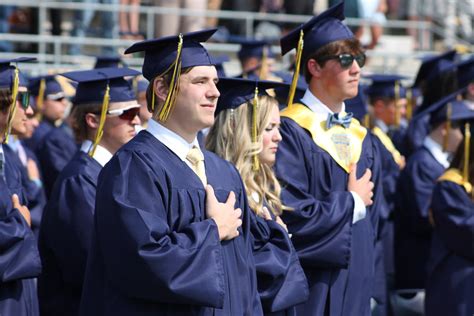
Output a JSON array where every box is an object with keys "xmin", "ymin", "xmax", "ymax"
[
  {"xmin": 406, "ymin": 88, "xmax": 413, "ymax": 122},
  {"xmin": 463, "ymin": 122, "xmax": 470, "ymax": 184},
  {"xmin": 252, "ymin": 86, "xmax": 260, "ymax": 171},
  {"xmin": 443, "ymin": 103, "xmax": 452, "ymax": 152},
  {"xmin": 394, "ymin": 81, "xmax": 400, "ymax": 127},
  {"xmin": 287, "ymin": 30, "xmax": 304, "ymax": 109},
  {"xmin": 3, "ymin": 67, "xmax": 20, "ymax": 144},
  {"xmin": 158, "ymin": 33, "xmax": 184, "ymax": 122},
  {"xmin": 36, "ymin": 78, "xmax": 46, "ymax": 122},
  {"xmin": 363, "ymin": 113, "xmax": 370, "ymax": 128},
  {"xmin": 89, "ymin": 83, "xmax": 110, "ymax": 157}
]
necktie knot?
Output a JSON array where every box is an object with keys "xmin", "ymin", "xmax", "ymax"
[
  {"xmin": 326, "ymin": 112, "xmax": 353, "ymax": 129},
  {"xmin": 186, "ymin": 146, "xmax": 206, "ymax": 186}
]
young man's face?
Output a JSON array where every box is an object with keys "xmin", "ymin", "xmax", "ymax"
[
  {"xmin": 170, "ymin": 66, "xmax": 220, "ymax": 134},
  {"xmin": 375, "ymin": 98, "xmax": 407, "ymax": 126},
  {"xmin": 11, "ymin": 87, "xmax": 34, "ymax": 135},
  {"xmin": 317, "ymin": 56, "xmax": 361, "ymax": 101},
  {"xmin": 42, "ymin": 97, "xmax": 67, "ymax": 122},
  {"xmin": 101, "ymin": 103, "xmax": 141, "ymax": 153}
]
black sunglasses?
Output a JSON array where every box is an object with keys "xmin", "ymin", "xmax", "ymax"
[
  {"xmin": 317, "ymin": 53, "xmax": 366, "ymax": 69},
  {"xmin": 16, "ymin": 92, "xmax": 30, "ymax": 109}
]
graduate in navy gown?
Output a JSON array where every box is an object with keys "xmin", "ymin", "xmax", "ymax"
[
  {"xmin": 0, "ymin": 57, "xmax": 42, "ymax": 316},
  {"xmin": 23, "ymin": 75, "xmax": 68, "ymax": 154},
  {"xmin": 235, "ymin": 39, "xmax": 282, "ymax": 82},
  {"xmin": 79, "ymin": 29, "xmax": 263, "ymax": 316},
  {"xmin": 38, "ymin": 67, "xmax": 142, "ymax": 316},
  {"xmin": 274, "ymin": 3, "xmax": 384, "ymax": 315},
  {"xmin": 425, "ymin": 122, "xmax": 474, "ymax": 316},
  {"xmin": 206, "ymin": 77, "xmax": 309, "ymax": 315},
  {"xmin": 394, "ymin": 93, "xmax": 474, "ymax": 295}
]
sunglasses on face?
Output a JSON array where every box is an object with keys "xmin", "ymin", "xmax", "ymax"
[
  {"xmin": 317, "ymin": 53, "xmax": 366, "ymax": 69},
  {"xmin": 16, "ymin": 92, "xmax": 30, "ymax": 110},
  {"xmin": 107, "ymin": 107, "xmax": 140, "ymax": 121}
]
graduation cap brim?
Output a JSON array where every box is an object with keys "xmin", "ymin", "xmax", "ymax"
[
  {"xmin": 412, "ymin": 50, "xmax": 457, "ymax": 87},
  {"xmin": 364, "ymin": 74, "xmax": 408, "ymax": 97},
  {"xmin": 280, "ymin": 1, "xmax": 345, "ymax": 56},
  {"xmin": 210, "ymin": 55, "xmax": 230, "ymax": 65},
  {"xmin": 412, "ymin": 87, "xmax": 468, "ymax": 122},
  {"xmin": 124, "ymin": 29, "xmax": 217, "ymax": 54},
  {"xmin": 60, "ymin": 67, "xmax": 141, "ymax": 83}
]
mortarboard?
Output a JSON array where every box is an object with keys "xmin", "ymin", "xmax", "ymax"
[
  {"xmin": 60, "ymin": 67, "xmax": 141, "ymax": 156},
  {"xmin": 412, "ymin": 50, "xmax": 457, "ymax": 88},
  {"xmin": 235, "ymin": 39, "xmax": 275, "ymax": 61},
  {"xmin": 29, "ymin": 75, "xmax": 65, "ymax": 100},
  {"xmin": 279, "ymin": 2, "xmax": 353, "ymax": 108},
  {"xmin": 216, "ymin": 77, "xmax": 287, "ymax": 170},
  {"xmin": 0, "ymin": 57, "xmax": 36, "ymax": 144},
  {"xmin": 210, "ymin": 54, "xmax": 230, "ymax": 78},
  {"xmin": 124, "ymin": 29, "xmax": 217, "ymax": 121},
  {"xmin": 94, "ymin": 55, "xmax": 125, "ymax": 69},
  {"xmin": 457, "ymin": 56, "xmax": 474, "ymax": 89}
]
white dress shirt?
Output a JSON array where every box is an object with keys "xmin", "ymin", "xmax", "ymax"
[
  {"xmin": 80, "ymin": 140, "xmax": 113, "ymax": 167},
  {"xmin": 422, "ymin": 136, "xmax": 450, "ymax": 169}
]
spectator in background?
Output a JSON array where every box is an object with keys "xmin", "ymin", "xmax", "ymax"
[
  {"xmin": 0, "ymin": 6, "xmax": 14, "ymax": 52},
  {"xmin": 119, "ymin": 0, "xmax": 142, "ymax": 40},
  {"xmin": 219, "ymin": 0, "xmax": 259, "ymax": 36},
  {"xmin": 69, "ymin": 0, "xmax": 119, "ymax": 55},
  {"xmin": 153, "ymin": 0, "xmax": 207, "ymax": 37},
  {"xmin": 205, "ymin": 0, "xmax": 222, "ymax": 28},
  {"xmin": 355, "ymin": 0, "xmax": 387, "ymax": 50}
]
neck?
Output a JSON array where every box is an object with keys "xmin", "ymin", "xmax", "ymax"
[
  {"xmin": 309, "ymin": 84, "xmax": 343, "ymax": 113},
  {"xmin": 429, "ymin": 128, "xmax": 444, "ymax": 147},
  {"xmin": 160, "ymin": 120, "xmax": 197, "ymax": 143}
]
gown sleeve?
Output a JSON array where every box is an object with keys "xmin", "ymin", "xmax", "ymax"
[
  {"xmin": 431, "ymin": 181, "xmax": 474, "ymax": 260},
  {"xmin": 94, "ymin": 150, "xmax": 226, "ymax": 307},
  {"xmin": 275, "ymin": 119, "xmax": 354, "ymax": 269}
]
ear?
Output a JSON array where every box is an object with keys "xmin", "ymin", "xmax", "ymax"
[
  {"xmin": 307, "ymin": 58, "xmax": 322, "ymax": 79},
  {"xmin": 153, "ymin": 77, "xmax": 169, "ymax": 104},
  {"xmin": 85, "ymin": 113, "xmax": 99, "ymax": 129}
]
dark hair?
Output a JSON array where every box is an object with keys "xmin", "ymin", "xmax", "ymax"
[
  {"xmin": 145, "ymin": 67, "xmax": 193, "ymax": 114},
  {"xmin": 69, "ymin": 103, "xmax": 102, "ymax": 143},
  {"xmin": 0, "ymin": 88, "xmax": 12, "ymax": 112},
  {"xmin": 303, "ymin": 38, "xmax": 363, "ymax": 83},
  {"xmin": 420, "ymin": 69, "xmax": 458, "ymax": 108}
]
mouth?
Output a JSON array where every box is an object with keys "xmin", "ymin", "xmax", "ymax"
[{"xmin": 201, "ymin": 104, "xmax": 216, "ymax": 110}]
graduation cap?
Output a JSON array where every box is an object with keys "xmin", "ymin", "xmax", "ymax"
[
  {"xmin": 94, "ymin": 55, "xmax": 125, "ymax": 69},
  {"xmin": 124, "ymin": 29, "xmax": 217, "ymax": 121},
  {"xmin": 280, "ymin": 1, "xmax": 353, "ymax": 108},
  {"xmin": 216, "ymin": 77, "xmax": 287, "ymax": 170},
  {"xmin": 412, "ymin": 50, "xmax": 457, "ymax": 88},
  {"xmin": 345, "ymin": 84, "xmax": 369, "ymax": 124},
  {"xmin": 0, "ymin": 57, "xmax": 36, "ymax": 144},
  {"xmin": 60, "ymin": 67, "xmax": 141, "ymax": 156},
  {"xmin": 272, "ymin": 71, "xmax": 307, "ymax": 108},
  {"xmin": 210, "ymin": 54, "xmax": 230, "ymax": 78},
  {"xmin": 457, "ymin": 56, "xmax": 474, "ymax": 89},
  {"xmin": 235, "ymin": 39, "xmax": 275, "ymax": 61},
  {"xmin": 365, "ymin": 74, "xmax": 408, "ymax": 126},
  {"xmin": 28, "ymin": 75, "xmax": 65, "ymax": 122}
]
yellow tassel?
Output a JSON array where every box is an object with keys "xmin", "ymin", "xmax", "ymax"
[
  {"xmin": 89, "ymin": 84, "xmax": 110, "ymax": 157},
  {"xmin": 158, "ymin": 33, "xmax": 183, "ymax": 122},
  {"xmin": 36, "ymin": 78, "xmax": 46, "ymax": 122},
  {"xmin": 363, "ymin": 113, "xmax": 370, "ymax": 128},
  {"xmin": 3, "ymin": 68, "xmax": 20, "ymax": 144},
  {"xmin": 151, "ymin": 86, "xmax": 155, "ymax": 111},
  {"xmin": 252, "ymin": 86, "xmax": 260, "ymax": 171},
  {"xmin": 287, "ymin": 30, "xmax": 304, "ymax": 109},
  {"xmin": 463, "ymin": 122, "xmax": 470, "ymax": 183},
  {"xmin": 394, "ymin": 81, "xmax": 400, "ymax": 127},
  {"xmin": 259, "ymin": 46, "xmax": 268, "ymax": 80},
  {"xmin": 406, "ymin": 88, "xmax": 412, "ymax": 122},
  {"xmin": 443, "ymin": 103, "xmax": 452, "ymax": 152}
]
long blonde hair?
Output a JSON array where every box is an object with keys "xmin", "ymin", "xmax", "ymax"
[{"xmin": 206, "ymin": 95, "xmax": 286, "ymax": 217}]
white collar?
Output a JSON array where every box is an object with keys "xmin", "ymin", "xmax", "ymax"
[
  {"xmin": 375, "ymin": 119, "xmax": 389, "ymax": 133},
  {"xmin": 5, "ymin": 135, "xmax": 20, "ymax": 152},
  {"xmin": 422, "ymin": 136, "xmax": 450, "ymax": 168},
  {"xmin": 464, "ymin": 99, "xmax": 474, "ymax": 111},
  {"xmin": 300, "ymin": 89, "xmax": 346, "ymax": 121},
  {"xmin": 80, "ymin": 140, "xmax": 113, "ymax": 167},
  {"xmin": 146, "ymin": 119, "xmax": 201, "ymax": 161}
]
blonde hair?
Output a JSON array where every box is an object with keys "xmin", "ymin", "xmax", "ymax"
[{"xmin": 206, "ymin": 95, "xmax": 287, "ymax": 217}]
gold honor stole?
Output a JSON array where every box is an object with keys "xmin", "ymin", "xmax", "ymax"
[
  {"xmin": 438, "ymin": 168, "xmax": 472, "ymax": 194},
  {"xmin": 281, "ymin": 103, "xmax": 367, "ymax": 173},
  {"xmin": 371, "ymin": 126, "xmax": 404, "ymax": 168}
]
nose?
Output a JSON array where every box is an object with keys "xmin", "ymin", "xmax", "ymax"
[
  {"xmin": 131, "ymin": 113, "xmax": 141, "ymax": 126},
  {"xmin": 273, "ymin": 128, "xmax": 282, "ymax": 143},
  {"xmin": 208, "ymin": 81, "xmax": 220, "ymax": 99},
  {"xmin": 25, "ymin": 105, "xmax": 34, "ymax": 116},
  {"xmin": 349, "ymin": 59, "xmax": 361, "ymax": 74}
]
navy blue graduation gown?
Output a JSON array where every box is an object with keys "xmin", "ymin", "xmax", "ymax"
[
  {"xmin": 0, "ymin": 147, "xmax": 41, "ymax": 316},
  {"xmin": 425, "ymin": 180, "xmax": 474, "ymax": 316},
  {"xmin": 79, "ymin": 131, "xmax": 263, "ymax": 316},
  {"xmin": 36, "ymin": 123, "xmax": 78, "ymax": 198},
  {"xmin": 5, "ymin": 144, "xmax": 46, "ymax": 238},
  {"xmin": 274, "ymin": 116, "xmax": 384, "ymax": 316},
  {"xmin": 403, "ymin": 115, "xmax": 429, "ymax": 158},
  {"xmin": 249, "ymin": 208, "xmax": 309, "ymax": 315},
  {"xmin": 394, "ymin": 146, "xmax": 445, "ymax": 289},
  {"xmin": 38, "ymin": 150, "xmax": 102, "ymax": 316},
  {"xmin": 23, "ymin": 120, "xmax": 54, "ymax": 154}
]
